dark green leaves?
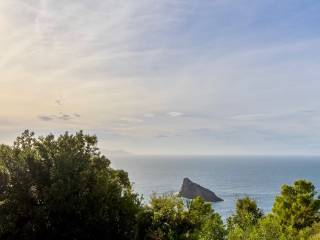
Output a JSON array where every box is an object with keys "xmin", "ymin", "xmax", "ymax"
[{"xmin": 0, "ymin": 130, "xmax": 141, "ymax": 240}]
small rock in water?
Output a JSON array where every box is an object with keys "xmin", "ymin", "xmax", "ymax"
[{"xmin": 178, "ymin": 178, "xmax": 223, "ymax": 202}]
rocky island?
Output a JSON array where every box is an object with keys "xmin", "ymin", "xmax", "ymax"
[{"xmin": 178, "ymin": 178, "xmax": 223, "ymax": 202}]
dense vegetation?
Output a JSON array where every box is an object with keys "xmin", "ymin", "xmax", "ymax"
[
  {"xmin": 0, "ymin": 131, "xmax": 319, "ymax": 239},
  {"xmin": 0, "ymin": 131, "xmax": 140, "ymax": 240}
]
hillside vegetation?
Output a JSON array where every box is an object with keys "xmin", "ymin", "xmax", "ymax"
[{"xmin": 0, "ymin": 131, "xmax": 319, "ymax": 240}]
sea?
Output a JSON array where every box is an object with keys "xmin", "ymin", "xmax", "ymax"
[{"xmin": 111, "ymin": 155, "xmax": 320, "ymax": 220}]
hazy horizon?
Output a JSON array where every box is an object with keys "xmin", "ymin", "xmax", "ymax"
[{"xmin": 1, "ymin": 1, "xmax": 320, "ymax": 155}]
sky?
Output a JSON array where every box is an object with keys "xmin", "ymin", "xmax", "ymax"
[{"xmin": 1, "ymin": 0, "xmax": 320, "ymax": 155}]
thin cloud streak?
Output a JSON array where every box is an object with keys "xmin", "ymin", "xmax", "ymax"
[{"xmin": 1, "ymin": 1, "xmax": 320, "ymax": 154}]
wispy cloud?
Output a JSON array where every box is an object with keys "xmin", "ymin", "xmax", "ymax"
[
  {"xmin": 144, "ymin": 113, "xmax": 156, "ymax": 118},
  {"xmin": 55, "ymin": 99, "xmax": 62, "ymax": 106},
  {"xmin": 120, "ymin": 117, "xmax": 143, "ymax": 123},
  {"xmin": 1, "ymin": 0, "xmax": 320, "ymax": 154},
  {"xmin": 38, "ymin": 113, "xmax": 80, "ymax": 122},
  {"xmin": 167, "ymin": 112, "xmax": 184, "ymax": 117}
]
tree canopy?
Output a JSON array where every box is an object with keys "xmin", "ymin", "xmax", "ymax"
[
  {"xmin": 135, "ymin": 195, "xmax": 225, "ymax": 240},
  {"xmin": 0, "ymin": 130, "xmax": 141, "ymax": 240},
  {"xmin": 272, "ymin": 180, "xmax": 320, "ymax": 230},
  {"xmin": 227, "ymin": 196, "xmax": 263, "ymax": 231}
]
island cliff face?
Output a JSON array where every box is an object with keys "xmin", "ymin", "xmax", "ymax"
[{"xmin": 179, "ymin": 178, "xmax": 223, "ymax": 202}]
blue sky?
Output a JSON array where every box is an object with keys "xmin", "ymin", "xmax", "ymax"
[{"xmin": 1, "ymin": 0, "xmax": 320, "ymax": 155}]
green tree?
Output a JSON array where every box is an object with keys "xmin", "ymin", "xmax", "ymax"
[
  {"xmin": 197, "ymin": 214, "xmax": 226, "ymax": 240},
  {"xmin": 136, "ymin": 195, "xmax": 225, "ymax": 240},
  {"xmin": 135, "ymin": 208, "xmax": 156, "ymax": 240},
  {"xmin": 0, "ymin": 130, "xmax": 141, "ymax": 240},
  {"xmin": 142, "ymin": 194, "xmax": 190, "ymax": 240},
  {"xmin": 227, "ymin": 197, "xmax": 263, "ymax": 231},
  {"xmin": 188, "ymin": 197, "xmax": 225, "ymax": 240},
  {"xmin": 227, "ymin": 225, "xmax": 248, "ymax": 240},
  {"xmin": 0, "ymin": 154, "xmax": 9, "ymax": 202},
  {"xmin": 272, "ymin": 180, "xmax": 320, "ymax": 231},
  {"xmin": 249, "ymin": 215, "xmax": 285, "ymax": 240},
  {"xmin": 227, "ymin": 215, "xmax": 292, "ymax": 240},
  {"xmin": 308, "ymin": 222, "xmax": 320, "ymax": 240},
  {"xmin": 297, "ymin": 222, "xmax": 320, "ymax": 240}
]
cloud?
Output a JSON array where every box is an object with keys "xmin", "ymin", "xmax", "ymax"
[
  {"xmin": 229, "ymin": 109, "xmax": 320, "ymax": 124},
  {"xmin": 38, "ymin": 115, "xmax": 54, "ymax": 121},
  {"xmin": 230, "ymin": 114, "xmax": 269, "ymax": 121},
  {"xmin": 60, "ymin": 114, "xmax": 72, "ymax": 121},
  {"xmin": 167, "ymin": 112, "xmax": 184, "ymax": 117},
  {"xmin": 120, "ymin": 117, "xmax": 143, "ymax": 123},
  {"xmin": 55, "ymin": 99, "xmax": 62, "ymax": 105},
  {"xmin": 38, "ymin": 113, "xmax": 80, "ymax": 122},
  {"xmin": 0, "ymin": 117, "xmax": 18, "ymax": 128},
  {"xmin": 1, "ymin": 0, "xmax": 320, "ymax": 154},
  {"xmin": 144, "ymin": 113, "xmax": 156, "ymax": 118},
  {"xmin": 155, "ymin": 134, "xmax": 170, "ymax": 138}
]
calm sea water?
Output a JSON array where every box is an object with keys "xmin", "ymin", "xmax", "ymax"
[{"xmin": 111, "ymin": 155, "xmax": 320, "ymax": 219}]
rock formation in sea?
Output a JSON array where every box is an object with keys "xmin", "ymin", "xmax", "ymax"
[{"xmin": 178, "ymin": 178, "xmax": 223, "ymax": 202}]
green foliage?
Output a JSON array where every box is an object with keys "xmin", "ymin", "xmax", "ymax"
[
  {"xmin": 227, "ymin": 225, "xmax": 247, "ymax": 240},
  {"xmin": 0, "ymin": 130, "xmax": 141, "ymax": 240},
  {"xmin": 135, "ymin": 195, "xmax": 225, "ymax": 240},
  {"xmin": 311, "ymin": 223, "xmax": 320, "ymax": 239},
  {"xmin": 188, "ymin": 197, "xmax": 226, "ymax": 240},
  {"xmin": 227, "ymin": 196, "xmax": 263, "ymax": 231},
  {"xmin": 309, "ymin": 224, "xmax": 320, "ymax": 240},
  {"xmin": 227, "ymin": 215, "xmax": 294, "ymax": 240},
  {"xmin": 227, "ymin": 182, "xmax": 320, "ymax": 240},
  {"xmin": 0, "ymin": 151, "xmax": 10, "ymax": 202},
  {"xmin": 197, "ymin": 214, "xmax": 226, "ymax": 240},
  {"xmin": 249, "ymin": 215, "xmax": 285, "ymax": 240},
  {"xmin": 149, "ymin": 194, "xmax": 189, "ymax": 239},
  {"xmin": 135, "ymin": 208, "xmax": 155, "ymax": 240},
  {"xmin": 297, "ymin": 222, "xmax": 320, "ymax": 240},
  {"xmin": 272, "ymin": 180, "xmax": 320, "ymax": 230}
]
